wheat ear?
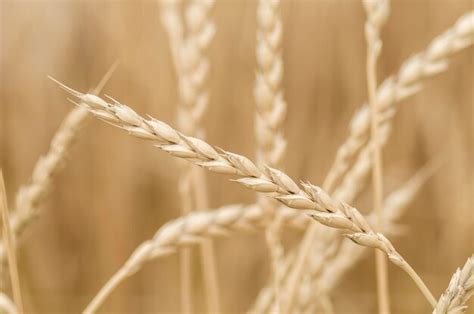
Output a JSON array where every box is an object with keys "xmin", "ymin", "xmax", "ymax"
[
  {"xmin": 82, "ymin": 203, "xmax": 308, "ymax": 313},
  {"xmin": 250, "ymin": 159, "xmax": 439, "ymax": 313},
  {"xmin": 0, "ymin": 171, "xmax": 23, "ymax": 313},
  {"xmin": 301, "ymin": 159, "xmax": 442, "ymax": 312},
  {"xmin": 433, "ymin": 256, "xmax": 474, "ymax": 314},
  {"xmin": 160, "ymin": 2, "xmax": 193, "ymax": 312},
  {"xmin": 51, "ymin": 82, "xmax": 439, "ymax": 310},
  {"xmin": 324, "ymin": 11, "xmax": 473, "ymax": 193},
  {"xmin": 161, "ymin": 1, "xmax": 219, "ymax": 312},
  {"xmin": 279, "ymin": 12, "xmax": 473, "ymax": 312},
  {"xmin": 181, "ymin": 2, "xmax": 219, "ymax": 312},
  {"xmin": 363, "ymin": 0, "xmax": 391, "ymax": 312},
  {"xmin": 255, "ymin": 0, "xmax": 287, "ymax": 311},
  {"xmin": 0, "ymin": 62, "xmax": 118, "ymax": 266}
]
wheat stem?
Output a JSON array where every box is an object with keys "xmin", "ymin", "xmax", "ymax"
[
  {"xmin": 363, "ymin": 0, "xmax": 391, "ymax": 312},
  {"xmin": 0, "ymin": 171, "xmax": 23, "ymax": 313},
  {"xmin": 398, "ymin": 258, "xmax": 437, "ymax": 308}
]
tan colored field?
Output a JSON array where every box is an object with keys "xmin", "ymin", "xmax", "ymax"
[{"xmin": 0, "ymin": 1, "xmax": 473, "ymax": 313}]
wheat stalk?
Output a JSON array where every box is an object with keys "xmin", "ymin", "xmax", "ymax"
[
  {"xmin": 433, "ymin": 255, "xmax": 474, "ymax": 314},
  {"xmin": 250, "ymin": 159, "xmax": 439, "ymax": 313},
  {"xmin": 255, "ymin": 0, "xmax": 287, "ymax": 310},
  {"xmin": 363, "ymin": 0, "xmax": 391, "ymax": 312},
  {"xmin": 0, "ymin": 62, "xmax": 118, "ymax": 266},
  {"xmin": 50, "ymin": 81, "xmax": 439, "ymax": 311},
  {"xmin": 277, "ymin": 12, "xmax": 474, "ymax": 312},
  {"xmin": 82, "ymin": 203, "xmax": 308, "ymax": 313},
  {"xmin": 160, "ymin": 1, "xmax": 219, "ymax": 311},
  {"xmin": 0, "ymin": 171, "xmax": 23, "ymax": 313}
]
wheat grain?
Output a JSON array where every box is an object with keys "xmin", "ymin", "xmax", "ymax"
[
  {"xmin": 433, "ymin": 255, "xmax": 474, "ymax": 314},
  {"xmin": 50, "ymin": 82, "xmax": 440, "ymax": 310},
  {"xmin": 0, "ymin": 171, "xmax": 23, "ymax": 313},
  {"xmin": 255, "ymin": 0, "xmax": 287, "ymax": 310}
]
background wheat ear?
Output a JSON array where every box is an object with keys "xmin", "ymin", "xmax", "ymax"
[{"xmin": 0, "ymin": 62, "xmax": 118, "ymax": 268}]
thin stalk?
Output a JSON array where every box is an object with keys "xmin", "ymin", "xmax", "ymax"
[
  {"xmin": 366, "ymin": 22, "xmax": 391, "ymax": 314},
  {"xmin": 399, "ymin": 258, "xmax": 437, "ymax": 308},
  {"xmin": 178, "ymin": 173, "xmax": 194, "ymax": 314},
  {"xmin": 83, "ymin": 267, "xmax": 129, "ymax": 314},
  {"xmin": 0, "ymin": 171, "xmax": 24, "ymax": 313},
  {"xmin": 192, "ymin": 168, "xmax": 220, "ymax": 313}
]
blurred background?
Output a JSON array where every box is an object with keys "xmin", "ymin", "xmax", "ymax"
[{"xmin": 0, "ymin": 0, "xmax": 473, "ymax": 313}]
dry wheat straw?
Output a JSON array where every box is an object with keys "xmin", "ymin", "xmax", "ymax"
[
  {"xmin": 160, "ymin": 1, "xmax": 219, "ymax": 312},
  {"xmin": 0, "ymin": 63, "xmax": 118, "ymax": 265},
  {"xmin": 82, "ymin": 203, "xmax": 308, "ymax": 313},
  {"xmin": 0, "ymin": 171, "xmax": 23, "ymax": 313},
  {"xmin": 255, "ymin": 0, "xmax": 287, "ymax": 310},
  {"xmin": 251, "ymin": 159, "xmax": 439, "ymax": 313},
  {"xmin": 363, "ymin": 0, "xmax": 391, "ymax": 312},
  {"xmin": 434, "ymin": 255, "xmax": 474, "ymax": 314},
  {"xmin": 51, "ymin": 82, "xmax": 438, "ymax": 311},
  {"xmin": 278, "ymin": 12, "xmax": 473, "ymax": 312}
]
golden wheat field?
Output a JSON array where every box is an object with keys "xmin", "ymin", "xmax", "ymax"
[{"xmin": 0, "ymin": 0, "xmax": 473, "ymax": 313}]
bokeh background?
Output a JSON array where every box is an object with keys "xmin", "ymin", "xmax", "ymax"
[{"xmin": 0, "ymin": 0, "xmax": 473, "ymax": 313}]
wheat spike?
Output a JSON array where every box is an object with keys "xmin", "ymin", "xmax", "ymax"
[
  {"xmin": 251, "ymin": 159, "xmax": 439, "ymax": 313},
  {"xmin": 324, "ymin": 11, "xmax": 473, "ymax": 193},
  {"xmin": 306, "ymin": 160, "xmax": 441, "ymax": 311},
  {"xmin": 160, "ymin": 0, "xmax": 219, "ymax": 312},
  {"xmin": 433, "ymin": 255, "xmax": 474, "ymax": 314},
  {"xmin": 274, "ymin": 11, "xmax": 473, "ymax": 313},
  {"xmin": 51, "ymin": 82, "xmax": 439, "ymax": 311},
  {"xmin": 255, "ymin": 0, "xmax": 287, "ymax": 311}
]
